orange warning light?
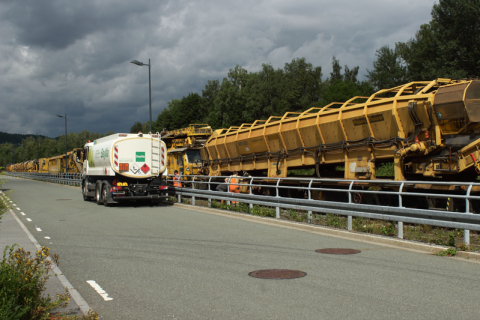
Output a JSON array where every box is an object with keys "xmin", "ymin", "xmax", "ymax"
[{"xmin": 119, "ymin": 163, "xmax": 129, "ymax": 171}]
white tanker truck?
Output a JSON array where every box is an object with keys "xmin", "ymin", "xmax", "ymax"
[{"xmin": 81, "ymin": 132, "xmax": 171, "ymax": 206}]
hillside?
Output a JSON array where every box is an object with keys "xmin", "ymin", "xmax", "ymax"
[{"xmin": 0, "ymin": 132, "xmax": 50, "ymax": 145}]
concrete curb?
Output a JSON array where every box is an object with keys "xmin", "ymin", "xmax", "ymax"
[{"xmin": 172, "ymin": 202, "xmax": 480, "ymax": 263}]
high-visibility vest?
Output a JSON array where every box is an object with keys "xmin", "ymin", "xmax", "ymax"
[
  {"xmin": 173, "ymin": 176, "xmax": 182, "ymax": 187},
  {"xmin": 229, "ymin": 177, "xmax": 239, "ymax": 192}
]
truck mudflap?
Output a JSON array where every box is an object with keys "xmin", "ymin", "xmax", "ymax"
[{"xmin": 112, "ymin": 195, "xmax": 169, "ymax": 201}]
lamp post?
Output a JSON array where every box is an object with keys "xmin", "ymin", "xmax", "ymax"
[
  {"xmin": 130, "ymin": 59, "xmax": 152, "ymax": 133},
  {"xmin": 56, "ymin": 114, "xmax": 67, "ymax": 174}
]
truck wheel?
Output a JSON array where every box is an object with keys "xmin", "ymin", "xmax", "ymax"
[
  {"xmin": 103, "ymin": 185, "xmax": 110, "ymax": 207},
  {"xmin": 83, "ymin": 181, "xmax": 91, "ymax": 201},
  {"xmin": 95, "ymin": 184, "xmax": 102, "ymax": 205}
]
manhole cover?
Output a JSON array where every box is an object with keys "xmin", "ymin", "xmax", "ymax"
[
  {"xmin": 56, "ymin": 199, "xmax": 72, "ymax": 201},
  {"xmin": 248, "ymin": 269, "xmax": 307, "ymax": 279},
  {"xmin": 315, "ymin": 248, "xmax": 361, "ymax": 255}
]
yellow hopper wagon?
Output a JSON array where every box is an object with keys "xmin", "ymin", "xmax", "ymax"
[{"xmin": 204, "ymin": 79, "xmax": 480, "ymax": 182}]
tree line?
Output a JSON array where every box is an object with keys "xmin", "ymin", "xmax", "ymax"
[
  {"xmin": 0, "ymin": 131, "xmax": 114, "ymax": 168},
  {"xmin": 130, "ymin": 0, "xmax": 478, "ymax": 133}
]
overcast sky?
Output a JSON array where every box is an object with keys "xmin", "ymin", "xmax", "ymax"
[{"xmin": 0, "ymin": 0, "xmax": 434, "ymax": 138}]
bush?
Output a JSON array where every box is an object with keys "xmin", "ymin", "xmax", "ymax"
[
  {"xmin": 0, "ymin": 245, "xmax": 69, "ymax": 319},
  {"xmin": 0, "ymin": 245, "xmax": 100, "ymax": 320}
]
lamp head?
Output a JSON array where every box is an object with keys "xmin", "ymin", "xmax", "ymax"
[{"xmin": 131, "ymin": 60, "xmax": 144, "ymax": 66}]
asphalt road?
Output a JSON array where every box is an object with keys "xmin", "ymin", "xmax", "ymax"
[{"xmin": 2, "ymin": 176, "xmax": 480, "ymax": 319}]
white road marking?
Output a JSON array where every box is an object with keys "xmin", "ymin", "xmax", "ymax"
[
  {"xmin": 21, "ymin": 212, "xmax": 26, "ymax": 216},
  {"xmin": 86, "ymin": 280, "xmax": 113, "ymax": 301},
  {"xmin": 44, "ymin": 236, "xmax": 51, "ymax": 239},
  {"xmin": 26, "ymin": 218, "xmax": 32, "ymax": 222},
  {"xmin": 36, "ymin": 227, "xmax": 42, "ymax": 232},
  {"xmin": 16, "ymin": 207, "xmax": 20, "ymax": 210}
]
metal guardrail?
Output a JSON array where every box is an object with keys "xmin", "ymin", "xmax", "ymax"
[
  {"xmin": 6, "ymin": 171, "xmax": 480, "ymax": 245},
  {"xmin": 167, "ymin": 174, "xmax": 480, "ymax": 245},
  {"xmin": 6, "ymin": 172, "xmax": 82, "ymax": 186}
]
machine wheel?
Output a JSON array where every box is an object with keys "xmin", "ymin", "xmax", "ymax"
[
  {"xmin": 103, "ymin": 185, "xmax": 110, "ymax": 207},
  {"xmin": 95, "ymin": 183, "xmax": 102, "ymax": 205},
  {"xmin": 353, "ymin": 192, "xmax": 362, "ymax": 204}
]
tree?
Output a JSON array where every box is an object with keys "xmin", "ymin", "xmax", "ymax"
[
  {"xmin": 398, "ymin": 0, "xmax": 480, "ymax": 80},
  {"xmin": 367, "ymin": 45, "xmax": 409, "ymax": 90},
  {"xmin": 200, "ymin": 80, "xmax": 220, "ymax": 123},
  {"xmin": 130, "ymin": 122, "xmax": 143, "ymax": 133},
  {"xmin": 330, "ymin": 57, "xmax": 343, "ymax": 82}
]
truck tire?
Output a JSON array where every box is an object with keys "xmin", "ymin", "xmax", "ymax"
[
  {"xmin": 102, "ymin": 184, "xmax": 110, "ymax": 207},
  {"xmin": 82, "ymin": 180, "xmax": 91, "ymax": 201},
  {"xmin": 95, "ymin": 183, "xmax": 102, "ymax": 205}
]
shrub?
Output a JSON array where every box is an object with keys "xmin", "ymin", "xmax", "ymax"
[
  {"xmin": 0, "ymin": 245, "xmax": 99, "ymax": 320},
  {"xmin": 0, "ymin": 245, "xmax": 69, "ymax": 319}
]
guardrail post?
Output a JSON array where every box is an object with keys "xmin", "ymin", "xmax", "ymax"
[
  {"xmin": 208, "ymin": 177, "xmax": 212, "ymax": 207},
  {"xmin": 397, "ymin": 222, "xmax": 403, "ymax": 239},
  {"xmin": 191, "ymin": 176, "xmax": 196, "ymax": 206},
  {"xmin": 347, "ymin": 181, "xmax": 354, "ymax": 231},
  {"xmin": 307, "ymin": 180, "xmax": 313, "ymax": 223},
  {"xmin": 249, "ymin": 178, "xmax": 254, "ymax": 212},
  {"xmin": 397, "ymin": 182, "xmax": 405, "ymax": 239},
  {"xmin": 465, "ymin": 184, "xmax": 473, "ymax": 245},
  {"xmin": 275, "ymin": 179, "xmax": 280, "ymax": 219},
  {"xmin": 226, "ymin": 176, "xmax": 231, "ymax": 206}
]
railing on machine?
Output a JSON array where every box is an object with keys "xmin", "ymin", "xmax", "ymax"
[{"xmin": 166, "ymin": 174, "xmax": 480, "ymax": 245}]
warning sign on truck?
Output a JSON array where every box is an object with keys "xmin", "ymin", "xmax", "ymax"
[{"xmin": 136, "ymin": 152, "xmax": 145, "ymax": 162}]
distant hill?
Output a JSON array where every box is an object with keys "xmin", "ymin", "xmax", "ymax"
[{"xmin": 0, "ymin": 132, "xmax": 50, "ymax": 145}]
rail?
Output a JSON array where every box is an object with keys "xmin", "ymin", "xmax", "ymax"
[
  {"xmin": 167, "ymin": 174, "xmax": 480, "ymax": 245},
  {"xmin": 5, "ymin": 172, "xmax": 82, "ymax": 186}
]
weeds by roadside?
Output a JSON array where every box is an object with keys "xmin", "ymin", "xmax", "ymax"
[
  {"xmin": 0, "ymin": 245, "xmax": 99, "ymax": 320},
  {"xmin": 436, "ymin": 248, "xmax": 457, "ymax": 256}
]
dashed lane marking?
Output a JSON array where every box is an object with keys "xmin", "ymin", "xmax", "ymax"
[
  {"xmin": 26, "ymin": 218, "xmax": 32, "ymax": 222},
  {"xmin": 86, "ymin": 280, "xmax": 113, "ymax": 301},
  {"xmin": 36, "ymin": 227, "xmax": 42, "ymax": 232},
  {"xmin": 16, "ymin": 207, "xmax": 20, "ymax": 210},
  {"xmin": 44, "ymin": 236, "xmax": 51, "ymax": 240},
  {"xmin": 21, "ymin": 212, "xmax": 26, "ymax": 216}
]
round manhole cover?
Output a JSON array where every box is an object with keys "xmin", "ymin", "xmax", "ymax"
[
  {"xmin": 316, "ymin": 248, "xmax": 361, "ymax": 255},
  {"xmin": 249, "ymin": 269, "xmax": 307, "ymax": 280}
]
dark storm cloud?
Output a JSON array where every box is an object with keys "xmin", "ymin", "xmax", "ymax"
[
  {"xmin": 1, "ymin": 0, "xmax": 154, "ymax": 50},
  {"xmin": 0, "ymin": 0, "xmax": 434, "ymax": 137}
]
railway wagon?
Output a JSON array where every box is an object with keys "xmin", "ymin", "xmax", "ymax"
[{"xmin": 203, "ymin": 79, "xmax": 480, "ymax": 182}]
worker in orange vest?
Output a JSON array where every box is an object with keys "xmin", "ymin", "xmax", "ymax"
[
  {"xmin": 229, "ymin": 171, "xmax": 240, "ymax": 204},
  {"xmin": 173, "ymin": 170, "xmax": 182, "ymax": 187}
]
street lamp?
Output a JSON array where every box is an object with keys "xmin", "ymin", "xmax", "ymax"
[
  {"xmin": 57, "ymin": 114, "xmax": 67, "ymax": 174},
  {"xmin": 131, "ymin": 59, "xmax": 152, "ymax": 133}
]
